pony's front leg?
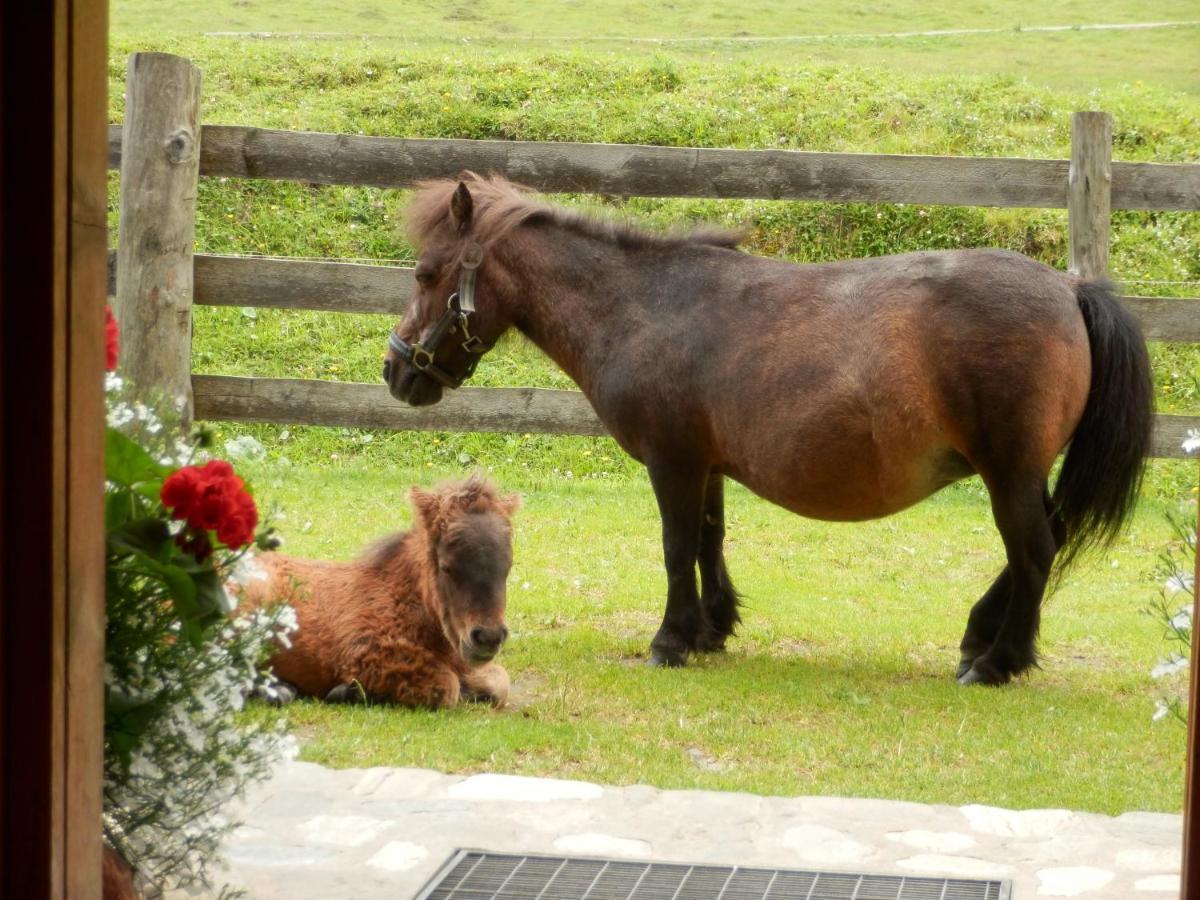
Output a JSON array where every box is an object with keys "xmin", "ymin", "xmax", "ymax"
[
  {"xmin": 647, "ymin": 459, "xmax": 707, "ymax": 668},
  {"xmin": 460, "ymin": 662, "xmax": 511, "ymax": 707},
  {"xmin": 696, "ymin": 473, "xmax": 742, "ymax": 652},
  {"xmin": 343, "ymin": 639, "xmax": 463, "ymax": 709}
]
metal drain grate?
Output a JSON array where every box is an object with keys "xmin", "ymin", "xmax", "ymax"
[{"xmin": 414, "ymin": 850, "xmax": 1012, "ymax": 900}]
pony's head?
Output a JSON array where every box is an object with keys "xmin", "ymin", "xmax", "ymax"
[
  {"xmin": 409, "ymin": 475, "xmax": 520, "ymax": 664},
  {"xmin": 384, "ymin": 173, "xmax": 535, "ymax": 407}
]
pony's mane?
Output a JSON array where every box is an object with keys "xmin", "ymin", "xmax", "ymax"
[
  {"xmin": 357, "ymin": 475, "xmax": 515, "ymax": 569},
  {"xmin": 406, "ymin": 172, "xmax": 745, "ymax": 254}
]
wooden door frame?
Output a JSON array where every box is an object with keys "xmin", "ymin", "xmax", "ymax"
[{"xmin": 0, "ymin": 1, "xmax": 108, "ymax": 897}]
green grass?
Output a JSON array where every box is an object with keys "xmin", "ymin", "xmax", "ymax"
[
  {"xmin": 113, "ymin": 1, "xmax": 1200, "ymax": 94},
  {"xmin": 108, "ymin": 3, "xmax": 1200, "ymax": 813},
  {"xmin": 238, "ymin": 459, "xmax": 1190, "ymax": 814}
]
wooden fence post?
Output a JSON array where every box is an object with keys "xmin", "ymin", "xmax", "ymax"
[
  {"xmin": 1067, "ymin": 110, "xmax": 1113, "ymax": 279},
  {"xmin": 113, "ymin": 52, "xmax": 201, "ymax": 429}
]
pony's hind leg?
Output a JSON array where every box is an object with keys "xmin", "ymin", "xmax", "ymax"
[
  {"xmin": 959, "ymin": 480, "xmax": 1058, "ymax": 686},
  {"xmin": 957, "ymin": 489, "xmax": 1064, "ymax": 680},
  {"xmin": 646, "ymin": 458, "xmax": 709, "ymax": 667},
  {"xmin": 696, "ymin": 473, "xmax": 742, "ymax": 652}
]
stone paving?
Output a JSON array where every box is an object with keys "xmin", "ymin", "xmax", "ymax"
[{"xmin": 186, "ymin": 761, "xmax": 1183, "ymax": 899}]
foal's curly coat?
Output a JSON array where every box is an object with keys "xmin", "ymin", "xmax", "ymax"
[{"xmin": 233, "ymin": 476, "xmax": 519, "ymax": 709}]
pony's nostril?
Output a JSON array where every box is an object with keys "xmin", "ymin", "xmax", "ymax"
[{"xmin": 470, "ymin": 625, "xmax": 506, "ymax": 650}]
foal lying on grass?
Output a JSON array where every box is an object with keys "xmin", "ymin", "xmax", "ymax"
[{"xmin": 233, "ymin": 475, "xmax": 519, "ymax": 709}]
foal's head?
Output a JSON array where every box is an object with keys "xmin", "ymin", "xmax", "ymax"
[
  {"xmin": 409, "ymin": 475, "xmax": 520, "ymax": 664},
  {"xmin": 384, "ymin": 173, "xmax": 535, "ymax": 407}
]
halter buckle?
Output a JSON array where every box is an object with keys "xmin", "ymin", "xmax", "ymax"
[{"xmin": 410, "ymin": 344, "xmax": 434, "ymax": 371}]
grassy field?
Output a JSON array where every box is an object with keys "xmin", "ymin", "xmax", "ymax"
[
  {"xmin": 236, "ymin": 460, "xmax": 1190, "ymax": 815},
  {"xmin": 110, "ymin": 1, "xmax": 1199, "ymax": 814},
  {"xmin": 113, "ymin": 0, "xmax": 1200, "ymax": 94}
]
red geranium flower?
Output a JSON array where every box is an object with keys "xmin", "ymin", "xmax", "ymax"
[
  {"xmin": 105, "ymin": 305, "xmax": 119, "ymax": 372},
  {"xmin": 161, "ymin": 459, "xmax": 258, "ymax": 552}
]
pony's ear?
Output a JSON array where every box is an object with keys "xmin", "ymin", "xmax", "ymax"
[
  {"xmin": 450, "ymin": 182, "xmax": 474, "ymax": 234},
  {"xmin": 500, "ymin": 491, "xmax": 521, "ymax": 517},
  {"xmin": 409, "ymin": 487, "xmax": 442, "ymax": 531}
]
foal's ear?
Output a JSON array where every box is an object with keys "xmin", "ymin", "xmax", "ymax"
[
  {"xmin": 409, "ymin": 487, "xmax": 442, "ymax": 530},
  {"xmin": 450, "ymin": 182, "xmax": 474, "ymax": 234},
  {"xmin": 500, "ymin": 491, "xmax": 521, "ymax": 517}
]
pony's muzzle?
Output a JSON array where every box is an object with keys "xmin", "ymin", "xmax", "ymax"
[
  {"xmin": 383, "ymin": 350, "xmax": 444, "ymax": 407},
  {"xmin": 466, "ymin": 624, "xmax": 509, "ymax": 662}
]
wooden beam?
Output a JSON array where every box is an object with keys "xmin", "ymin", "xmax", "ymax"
[
  {"xmin": 192, "ymin": 374, "xmax": 1199, "ymax": 458},
  {"xmin": 1121, "ymin": 297, "xmax": 1200, "ymax": 343},
  {"xmin": 107, "ymin": 124, "xmax": 1200, "ymax": 211},
  {"xmin": 113, "ymin": 53, "xmax": 202, "ymax": 428},
  {"xmin": 192, "ymin": 376, "xmax": 608, "ymax": 436},
  {"xmin": 1068, "ymin": 111, "xmax": 1112, "ymax": 279},
  {"xmin": 194, "ymin": 254, "xmax": 411, "ymax": 315},
  {"xmin": 107, "ymin": 253, "xmax": 1200, "ymax": 343}
]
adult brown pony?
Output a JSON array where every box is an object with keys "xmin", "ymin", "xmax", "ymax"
[
  {"xmin": 382, "ymin": 174, "xmax": 1153, "ymax": 686},
  {"xmin": 233, "ymin": 476, "xmax": 520, "ymax": 708}
]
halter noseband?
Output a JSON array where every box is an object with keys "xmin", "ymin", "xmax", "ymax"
[{"xmin": 384, "ymin": 242, "xmax": 491, "ymax": 390}]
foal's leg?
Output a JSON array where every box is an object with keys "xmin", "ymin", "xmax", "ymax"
[
  {"xmin": 959, "ymin": 481, "xmax": 1058, "ymax": 686},
  {"xmin": 647, "ymin": 459, "xmax": 708, "ymax": 668},
  {"xmin": 461, "ymin": 662, "xmax": 511, "ymax": 707},
  {"xmin": 957, "ymin": 490, "xmax": 1064, "ymax": 679},
  {"xmin": 695, "ymin": 473, "xmax": 742, "ymax": 652}
]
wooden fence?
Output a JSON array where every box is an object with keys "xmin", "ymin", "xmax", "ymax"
[{"xmin": 109, "ymin": 52, "xmax": 1200, "ymax": 457}]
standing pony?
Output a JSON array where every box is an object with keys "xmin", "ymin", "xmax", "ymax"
[
  {"xmin": 233, "ymin": 475, "xmax": 520, "ymax": 708},
  {"xmin": 382, "ymin": 174, "xmax": 1153, "ymax": 685}
]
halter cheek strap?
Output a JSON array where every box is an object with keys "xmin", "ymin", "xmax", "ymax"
[{"xmin": 384, "ymin": 243, "xmax": 490, "ymax": 389}]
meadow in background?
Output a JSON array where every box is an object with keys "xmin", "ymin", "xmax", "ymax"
[{"xmin": 109, "ymin": 0, "xmax": 1199, "ymax": 814}]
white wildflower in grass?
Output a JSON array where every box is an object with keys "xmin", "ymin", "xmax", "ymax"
[
  {"xmin": 1151, "ymin": 654, "xmax": 1189, "ymax": 680},
  {"xmin": 1183, "ymin": 428, "xmax": 1200, "ymax": 455},
  {"xmin": 1147, "ymin": 469, "xmax": 1195, "ymax": 724},
  {"xmin": 225, "ymin": 434, "xmax": 267, "ymax": 462},
  {"xmin": 1167, "ymin": 573, "xmax": 1196, "ymax": 598}
]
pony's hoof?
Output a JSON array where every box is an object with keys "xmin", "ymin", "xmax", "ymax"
[
  {"xmin": 325, "ymin": 683, "xmax": 368, "ymax": 704},
  {"xmin": 956, "ymin": 659, "xmax": 1010, "ymax": 686},
  {"xmin": 252, "ymin": 680, "xmax": 298, "ymax": 706},
  {"xmin": 955, "ymin": 658, "xmax": 974, "ymax": 681},
  {"xmin": 694, "ymin": 631, "xmax": 729, "ymax": 653},
  {"xmin": 647, "ymin": 645, "xmax": 688, "ymax": 668}
]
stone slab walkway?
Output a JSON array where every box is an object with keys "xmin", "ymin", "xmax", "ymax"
[{"xmin": 184, "ymin": 761, "xmax": 1182, "ymax": 899}]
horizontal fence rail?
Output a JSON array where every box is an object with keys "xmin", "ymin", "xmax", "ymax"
[
  {"xmin": 106, "ymin": 251, "xmax": 1200, "ymax": 341},
  {"xmin": 107, "ymin": 124, "xmax": 1200, "ymax": 210},
  {"xmin": 193, "ymin": 374, "xmax": 1199, "ymax": 459}
]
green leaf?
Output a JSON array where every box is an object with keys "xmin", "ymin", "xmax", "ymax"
[
  {"xmin": 108, "ymin": 518, "xmax": 172, "ymax": 559},
  {"xmin": 105, "ymin": 489, "xmax": 137, "ymax": 531},
  {"xmin": 106, "ymin": 427, "xmax": 169, "ymax": 487},
  {"xmin": 193, "ymin": 568, "xmax": 232, "ymax": 623}
]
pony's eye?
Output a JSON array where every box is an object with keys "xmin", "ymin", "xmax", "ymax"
[{"xmin": 414, "ymin": 266, "xmax": 436, "ymax": 285}]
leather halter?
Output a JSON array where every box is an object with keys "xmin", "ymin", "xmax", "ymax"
[{"xmin": 383, "ymin": 242, "xmax": 491, "ymax": 389}]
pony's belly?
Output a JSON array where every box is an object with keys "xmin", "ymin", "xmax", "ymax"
[{"xmin": 730, "ymin": 443, "xmax": 967, "ymax": 523}]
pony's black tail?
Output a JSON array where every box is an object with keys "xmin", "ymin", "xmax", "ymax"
[{"xmin": 1052, "ymin": 279, "xmax": 1154, "ymax": 573}]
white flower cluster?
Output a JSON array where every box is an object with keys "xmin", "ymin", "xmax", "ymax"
[
  {"xmin": 105, "ymin": 373, "xmax": 193, "ymax": 467},
  {"xmin": 104, "ymin": 600, "xmax": 298, "ymax": 892}
]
